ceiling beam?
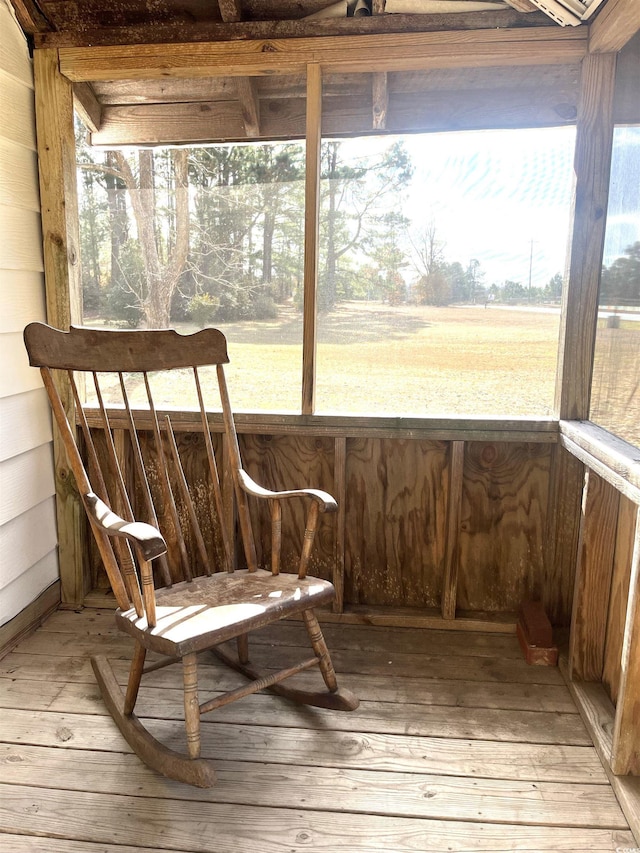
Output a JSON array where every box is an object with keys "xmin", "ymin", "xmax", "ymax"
[
  {"xmin": 218, "ymin": 0, "xmax": 243, "ymax": 23},
  {"xmin": 589, "ymin": 0, "xmax": 640, "ymax": 53},
  {"xmin": 236, "ymin": 77, "xmax": 261, "ymax": 136},
  {"xmin": 8, "ymin": 0, "xmax": 51, "ymax": 34},
  {"xmin": 372, "ymin": 71, "xmax": 388, "ymax": 129},
  {"xmin": 35, "ymin": 10, "xmax": 552, "ymax": 49},
  {"xmin": 58, "ymin": 27, "xmax": 588, "ymax": 82},
  {"xmin": 72, "ymin": 82, "xmax": 102, "ymax": 132}
]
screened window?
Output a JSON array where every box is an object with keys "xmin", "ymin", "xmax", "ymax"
[
  {"xmin": 315, "ymin": 127, "xmax": 576, "ymax": 416},
  {"xmin": 590, "ymin": 125, "xmax": 640, "ymax": 448},
  {"xmin": 77, "ymin": 126, "xmax": 576, "ymax": 417}
]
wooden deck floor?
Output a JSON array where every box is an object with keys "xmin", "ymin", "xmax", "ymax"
[{"xmin": 0, "ymin": 609, "xmax": 635, "ymax": 852}]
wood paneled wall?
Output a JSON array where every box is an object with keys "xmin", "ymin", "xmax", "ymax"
[{"xmin": 89, "ymin": 420, "xmax": 564, "ymax": 627}]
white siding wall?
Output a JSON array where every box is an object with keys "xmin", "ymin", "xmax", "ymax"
[{"xmin": 0, "ymin": 0, "xmax": 58, "ymax": 626}]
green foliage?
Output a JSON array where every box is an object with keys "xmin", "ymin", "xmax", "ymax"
[
  {"xmin": 105, "ymin": 240, "xmax": 145, "ymax": 328},
  {"xmin": 187, "ymin": 293, "xmax": 220, "ymax": 328},
  {"xmin": 601, "ymin": 242, "xmax": 640, "ymax": 306}
]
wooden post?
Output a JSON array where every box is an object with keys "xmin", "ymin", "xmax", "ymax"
[
  {"xmin": 333, "ymin": 436, "xmax": 347, "ymax": 613},
  {"xmin": 33, "ymin": 48, "xmax": 86, "ymax": 608},
  {"xmin": 555, "ymin": 51, "xmax": 617, "ymax": 421},
  {"xmin": 549, "ymin": 51, "xmax": 617, "ymax": 645},
  {"xmin": 302, "ymin": 63, "xmax": 322, "ymax": 415},
  {"xmin": 569, "ymin": 470, "xmax": 620, "ymax": 681},
  {"xmin": 441, "ymin": 440, "xmax": 464, "ymax": 620},
  {"xmin": 611, "ymin": 506, "xmax": 640, "ymax": 774}
]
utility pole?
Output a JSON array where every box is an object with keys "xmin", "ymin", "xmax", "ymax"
[{"xmin": 528, "ymin": 238, "xmax": 534, "ymax": 302}]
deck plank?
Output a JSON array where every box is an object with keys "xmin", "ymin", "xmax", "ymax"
[
  {"xmin": 0, "ymin": 784, "xmax": 633, "ymax": 852},
  {"xmin": 0, "ymin": 706, "xmax": 608, "ymax": 783},
  {"xmin": 0, "ymin": 676, "xmax": 590, "ymax": 745},
  {"xmin": 0, "ymin": 610, "xmax": 631, "ymax": 851},
  {"xmin": 0, "ymin": 742, "xmax": 627, "ymax": 828},
  {"xmin": 0, "ymin": 651, "xmax": 578, "ymax": 712}
]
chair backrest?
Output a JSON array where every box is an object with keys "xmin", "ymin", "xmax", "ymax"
[{"xmin": 24, "ymin": 323, "xmax": 259, "ymax": 618}]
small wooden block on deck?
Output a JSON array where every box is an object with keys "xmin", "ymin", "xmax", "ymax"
[{"xmin": 517, "ymin": 600, "xmax": 558, "ymax": 666}]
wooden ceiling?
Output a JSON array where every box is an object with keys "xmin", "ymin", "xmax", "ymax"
[
  {"xmin": 10, "ymin": 0, "xmax": 573, "ymax": 47},
  {"xmin": 10, "ymin": 0, "xmax": 638, "ymax": 147}
]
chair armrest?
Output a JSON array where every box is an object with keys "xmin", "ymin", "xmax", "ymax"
[
  {"xmin": 237, "ymin": 470, "xmax": 338, "ymax": 513},
  {"xmin": 84, "ymin": 493, "xmax": 168, "ymax": 561}
]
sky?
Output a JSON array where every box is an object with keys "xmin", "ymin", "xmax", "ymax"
[{"xmin": 341, "ymin": 126, "xmax": 580, "ymax": 290}]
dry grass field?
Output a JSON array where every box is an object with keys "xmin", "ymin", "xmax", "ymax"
[
  {"xmin": 208, "ymin": 302, "xmax": 561, "ymax": 417},
  {"xmin": 92, "ymin": 301, "xmax": 638, "ymax": 442}
]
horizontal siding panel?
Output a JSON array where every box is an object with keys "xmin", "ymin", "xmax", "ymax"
[
  {"xmin": 0, "ymin": 138, "xmax": 40, "ymax": 211},
  {"xmin": 0, "ymin": 389, "xmax": 52, "ymax": 462},
  {"xmin": 0, "ymin": 269, "xmax": 46, "ymax": 333},
  {"xmin": 0, "ymin": 70, "xmax": 36, "ymax": 149},
  {"xmin": 0, "ymin": 332, "xmax": 43, "ymax": 397},
  {"xmin": 0, "ymin": 205, "xmax": 43, "ymax": 270},
  {"xmin": 0, "ymin": 442, "xmax": 55, "ymax": 526},
  {"xmin": 0, "ymin": 2, "xmax": 33, "ymax": 87},
  {"xmin": 0, "ymin": 555, "xmax": 58, "ymax": 628},
  {"xmin": 0, "ymin": 497, "xmax": 57, "ymax": 590}
]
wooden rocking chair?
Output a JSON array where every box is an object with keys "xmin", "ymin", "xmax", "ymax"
[{"xmin": 24, "ymin": 323, "xmax": 358, "ymax": 787}]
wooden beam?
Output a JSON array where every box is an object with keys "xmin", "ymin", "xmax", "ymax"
[
  {"xmin": 560, "ymin": 420, "xmax": 640, "ymax": 505},
  {"xmin": 302, "ymin": 64, "xmax": 322, "ymax": 416},
  {"xmin": 372, "ymin": 71, "xmax": 388, "ymax": 130},
  {"xmin": 554, "ymin": 51, "xmax": 616, "ymax": 421},
  {"xmin": 33, "ymin": 48, "xmax": 86, "ymax": 608},
  {"xmin": 569, "ymin": 470, "xmax": 620, "ymax": 682},
  {"xmin": 333, "ymin": 436, "xmax": 347, "ymax": 614},
  {"xmin": 218, "ymin": 0, "xmax": 243, "ymax": 22},
  {"xmin": 72, "ymin": 82, "xmax": 102, "ymax": 133},
  {"xmin": 589, "ymin": 0, "xmax": 640, "ymax": 54},
  {"xmin": 441, "ymin": 440, "xmax": 464, "ymax": 620},
  {"xmin": 37, "ymin": 11, "xmax": 554, "ymax": 49},
  {"xmin": 236, "ymin": 77, "xmax": 260, "ymax": 137},
  {"xmin": 8, "ymin": 0, "xmax": 51, "ymax": 34},
  {"xmin": 611, "ymin": 507, "xmax": 640, "ymax": 775},
  {"xmin": 90, "ymin": 80, "xmax": 579, "ymax": 147},
  {"xmin": 58, "ymin": 28, "xmax": 588, "ymax": 82},
  {"xmin": 543, "ymin": 445, "xmax": 584, "ymax": 627}
]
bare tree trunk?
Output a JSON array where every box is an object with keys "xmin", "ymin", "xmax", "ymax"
[{"xmin": 114, "ymin": 149, "xmax": 190, "ymax": 328}]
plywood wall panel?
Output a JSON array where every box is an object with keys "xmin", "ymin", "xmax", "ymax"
[
  {"xmin": 603, "ymin": 494, "xmax": 638, "ymax": 705},
  {"xmin": 240, "ymin": 433, "xmax": 336, "ymax": 580},
  {"xmin": 344, "ymin": 438, "xmax": 448, "ymax": 608},
  {"xmin": 457, "ymin": 442, "xmax": 551, "ymax": 612}
]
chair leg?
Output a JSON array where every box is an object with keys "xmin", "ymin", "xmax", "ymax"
[
  {"xmin": 237, "ymin": 632, "xmax": 249, "ymax": 664},
  {"xmin": 302, "ymin": 609, "xmax": 338, "ymax": 692},
  {"xmin": 124, "ymin": 642, "xmax": 147, "ymax": 715},
  {"xmin": 182, "ymin": 653, "xmax": 201, "ymax": 759}
]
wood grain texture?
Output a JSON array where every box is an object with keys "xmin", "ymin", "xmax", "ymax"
[
  {"xmin": 345, "ymin": 438, "xmax": 448, "ymax": 608},
  {"xmin": 554, "ymin": 51, "xmax": 616, "ymax": 420},
  {"xmin": 603, "ymin": 494, "xmax": 637, "ymax": 705},
  {"xmin": 240, "ymin": 433, "xmax": 335, "ymax": 578},
  {"xmin": 441, "ymin": 440, "xmax": 464, "ymax": 620},
  {"xmin": 57, "ymin": 28, "xmax": 588, "ymax": 82},
  {"xmin": 33, "ymin": 49, "xmax": 84, "ymax": 608},
  {"xmin": 569, "ymin": 471, "xmax": 621, "ymax": 682},
  {"xmin": 302, "ymin": 63, "xmax": 321, "ymax": 415},
  {"xmin": 611, "ymin": 506, "xmax": 640, "ymax": 775},
  {"xmin": 0, "ymin": 610, "xmax": 634, "ymax": 850},
  {"xmin": 457, "ymin": 442, "xmax": 551, "ymax": 613},
  {"xmin": 543, "ymin": 444, "xmax": 584, "ymax": 627},
  {"xmin": 589, "ymin": 0, "xmax": 640, "ymax": 54}
]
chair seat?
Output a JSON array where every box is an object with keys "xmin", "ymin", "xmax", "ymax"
[{"xmin": 116, "ymin": 569, "xmax": 335, "ymax": 656}]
